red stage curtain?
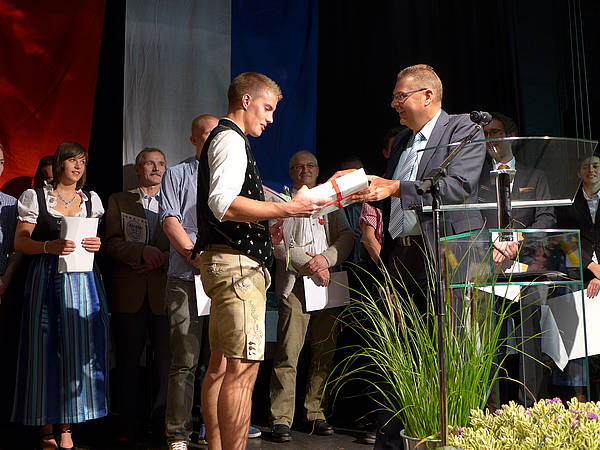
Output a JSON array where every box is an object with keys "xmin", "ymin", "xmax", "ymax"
[{"xmin": 0, "ymin": 1, "xmax": 106, "ymax": 197}]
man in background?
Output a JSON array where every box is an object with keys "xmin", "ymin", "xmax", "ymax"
[
  {"xmin": 105, "ymin": 147, "xmax": 171, "ymax": 446},
  {"xmin": 270, "ymin": 151, "xmax": 353, "ymax": 443}
]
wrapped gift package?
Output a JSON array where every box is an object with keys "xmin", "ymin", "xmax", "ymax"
[{"xmin": 308, "ymin": 168, "xmax": 368, "ymax": 217}]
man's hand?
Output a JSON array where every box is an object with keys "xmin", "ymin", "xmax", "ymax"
[
  {"xmin": 352, "ymin": 175, "xmax": 400, "ymax": 203},
  {"xmin": 492, "ymin": 241, "xmax": 519, "ymax": 264},
  {"xmin": 142, "ymin": 245, "xmax": 166, "ymax": 269},
  {"xmin": 303, "ymin": 252, "xmax": 329, "ymax": 275},
  {"xmin": 188, "ymin": 252, "xmax": 202, "ymax": 270},
  {"xmin": 270, "ymin": 218, "xmax": 284, "ymax": 245},
  {"xmin": 587, "ymin": 278, "xmax": 600, "ymax": 298},
  {"xmin": 328, "ymin": 169, "xmax": 357, "ymax": 180},
  {"xmin": 311, "ymin": 268, "xmax": 330, "ymax": 287},
  {"xmin": 286, "ymin": 185, "xmax": 328, "ymax": 218}
]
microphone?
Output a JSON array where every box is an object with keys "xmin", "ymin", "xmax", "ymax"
[{"xmin": 470, "ymin": 111, "xmax": 492, "ymax": 125}]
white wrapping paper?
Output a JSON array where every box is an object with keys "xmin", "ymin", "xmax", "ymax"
[{"xmin": 308, "ymin": 168, "xmax": 368, "ymax": 218}]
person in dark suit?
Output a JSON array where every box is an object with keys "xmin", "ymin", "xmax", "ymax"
[
  {"xmin": 553, "ymin": 155, "xmax": 600, "ymax": 401},
  {"xmin": 480, "ymin": 113, "xmax": 555, "ymax": 407},
  {"xmin": 479, "ymin": 112, "xmax": 555, "ymax": 229},
  {"xmin": 354, "ymin": 64, "xmax": 486, "ymax": 306},
  {"xmin": 350, "ymin": 64, "xmax": 486, "ymax": 449},
  {"xmin": 104, "ymin": 147, "xmax": 171, "ymax": 445},
  {"xmin": 559, "ymin": 154, "xmax": 600, "ymax": 293}
]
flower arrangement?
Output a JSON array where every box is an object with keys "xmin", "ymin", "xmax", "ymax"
[{"xmin": 448, "ymin": 398, "xmax": 600, "ymax": 449}]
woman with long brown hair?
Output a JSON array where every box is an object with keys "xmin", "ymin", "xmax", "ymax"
[{"xmin": 12, "ymin": 142, "xmax": 108, "ymax": 450}]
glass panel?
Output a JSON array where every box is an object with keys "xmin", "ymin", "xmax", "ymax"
[
  {"xmin": 418, "ymin": 137, "xmax": 597, "ymax": 212},
  {"xmin": 441, "ymin": 229, "xmax": 589, "ymax": 405}
]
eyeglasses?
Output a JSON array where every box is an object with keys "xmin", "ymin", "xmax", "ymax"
[
  {"xmin": 484, "ymin": 128, "xmax": 507, "ymax": 138},
  {"xmin": 391, "ymin": 88, "xmax": 427, "ymax": 104},
  {"xmin": 290, "ymin": 163, "xmax": 318, "ymax": 171}
]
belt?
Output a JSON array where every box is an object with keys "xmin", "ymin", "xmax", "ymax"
[{"xmin": 392, "ymin": 235, "xmax": 423, "ymax": 247}]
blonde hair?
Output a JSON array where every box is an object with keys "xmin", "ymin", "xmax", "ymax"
[
  {"xmin": 228, "ymin": 72, "xmax": 283, "ymax": 107},
  {"xmin": 397, "ymin": 64, "xmax": 443, "ymax": 103}
]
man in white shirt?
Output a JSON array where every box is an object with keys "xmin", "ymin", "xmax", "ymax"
[
  {"xmin": 269, "ymin": 151, "xmax": 353, "ymax": 443},
  {"xmin": 194, "ymin": 72, "xmax": 326, "ymax": 450}
]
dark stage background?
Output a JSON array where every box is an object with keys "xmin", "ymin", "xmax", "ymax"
[{"xmin": 87, "ymin": 0, "xmax": 600, "ymax": 202}]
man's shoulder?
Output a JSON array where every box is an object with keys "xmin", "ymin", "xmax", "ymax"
[
  {"xmin": 0, "ymin": 191, "xmax": 17, "ymax": 205},
  {"xmin": 109, "ymin": 189, "xmax": 139, "ymax": 202},
  {"xmin": 210, "ymin": 128, "xmax": 245, "ymax": 148},
  {"xmin": 165, "ymin": 157, "xmax": 198, "ymax": 176}
]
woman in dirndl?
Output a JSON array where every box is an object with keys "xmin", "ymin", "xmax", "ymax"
[{"xmin": 12, "ymin": 142, "xmax": 108, "ymax": 450}]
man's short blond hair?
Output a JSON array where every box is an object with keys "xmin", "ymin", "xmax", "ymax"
[
  {"xmin": 228, "ymin": 72, "xmax": 283, "ymax": 107},
  {"xmin": 397, "ymin": 64, "xmax": 443, "ymax": 103}
]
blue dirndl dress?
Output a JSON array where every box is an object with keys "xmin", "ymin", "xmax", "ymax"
[{"xmin": 11, "ymin": 188, "xmax": 109, "ymax": 425}]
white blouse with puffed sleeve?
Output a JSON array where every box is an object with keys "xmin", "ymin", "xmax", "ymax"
[{"xmin": 18, "ymin": 185, "xmax": 104, "ymax": 224}]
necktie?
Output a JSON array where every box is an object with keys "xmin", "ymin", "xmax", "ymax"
[
  {"xmin": 389, "ymin": 132, "xmax": 424, "ymax": 239},
  {"xmin": 498, "ymin": 164, "xmax": 510, "ymax": 170}
]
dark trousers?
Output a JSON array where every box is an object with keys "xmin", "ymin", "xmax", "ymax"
[
  {"xmin": 112, "ymin": 300, "xmax": 171, "ymax": 429},
  {"xmin": 374, "ymin": 237, "xmax": 428, "ymax": 450}
]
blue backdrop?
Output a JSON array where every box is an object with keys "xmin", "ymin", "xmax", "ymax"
[{"xmin": 231, "ymin": 0, "xmax": 318, "ymax": 192}]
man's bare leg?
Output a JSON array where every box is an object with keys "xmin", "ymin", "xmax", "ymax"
[
  {"xmin": 202, "ymin": 350, "xmax": 227, "ymax": 449},
  {"xmin": 218, "ymin": 358, "xmax": 260, "ymax": 450}
]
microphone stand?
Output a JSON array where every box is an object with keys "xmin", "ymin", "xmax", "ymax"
[{"xmin": 416, "ymin": 122, "xmax": 484, "ymax": 446}]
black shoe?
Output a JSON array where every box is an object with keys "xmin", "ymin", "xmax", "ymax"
[
  {"xmin": 272, "ymin": 424, "xmax": 292, "ymax": 443},
  {"xmin": 357, "ymin": 430, "xmax": 377, "ymax": 445},
  {"xmin": 310, "ymin": 419, "xmax": 334, "ymax": 436}
]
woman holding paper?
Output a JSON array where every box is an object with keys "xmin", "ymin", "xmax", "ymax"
[{"xmin": 11, "ymin": 142, "xmax": 108, "ymax": 450}]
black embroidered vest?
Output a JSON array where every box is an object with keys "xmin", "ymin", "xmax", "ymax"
[
  {"xmin": 31, "ymin": 188, "xmax": 92, "ymax": 241},
  {"xmin": 197, "ymin": 119, "xmax": 273, "ymax": 264}
]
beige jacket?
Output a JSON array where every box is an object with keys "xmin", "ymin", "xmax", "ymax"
[
  {"xmin": 104, "ymin": 188, "xmax": 170, "ymax": 315},
  {"xmin": 274, "ymin": 208, "xmax": 353, "ymax": 300}
]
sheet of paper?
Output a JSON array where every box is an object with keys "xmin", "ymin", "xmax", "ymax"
[
  {"xmin": 476, "ymin": 284, "xmax": 521, "ymax": 302},
  {"xmin": 58, "ymin": 217, "xmax": 99, "ymax": 273},
  {"xmin": 194, "ymin": 274, "xmax": 211, "ymax": 316},
  {"xmin": 309, "ymin": 169, "xmax": 368, "ymax": 218},
  {"xmin": 544, "ymin": 290, "xmax": 600, "ymax": 363},
  {"xmin": 303, "ymin": 271, "xmax": 350, "ymax": 312}
]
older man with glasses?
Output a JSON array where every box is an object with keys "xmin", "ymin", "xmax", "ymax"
[{"xmin": 269, "ymin": 150, "xmax": 353, "ymax": 443}]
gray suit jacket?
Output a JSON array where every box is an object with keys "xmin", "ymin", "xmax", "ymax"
[
  {"xmin": 274, "ymin": 209, "xmax": 353, "ymax": 300},
  {"xmin": 381, "ymin": 109, "xmax": 486, "ymax": 259},
  {"xmin": 479, "ymin": 158, "xmax": 556, "ymax": 229}
]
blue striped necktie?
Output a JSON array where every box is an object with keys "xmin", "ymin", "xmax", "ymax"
[{"xmin": 388, "ymin": 132, "xmax": 425, "ymax": 239}]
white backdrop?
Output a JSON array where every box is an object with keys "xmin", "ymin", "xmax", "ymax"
[{"xmin": 123, "ymin": 0, "xmax": 231, "ymax": 187}]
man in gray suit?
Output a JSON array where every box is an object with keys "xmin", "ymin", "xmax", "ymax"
[
  {"xmin": 355, "ymin": 64, "xmax": 486, "ymax": 307},
  {"xmin": 480, "ymin": 112, "xmax": 555, "ymax": 407},
  {"xmin": 479, "ymin": 112, "xmax": 555, "ymax": 229},
  {"xmin": 351, "ymin": 64, "xmax": 486, "ymax": 449}
]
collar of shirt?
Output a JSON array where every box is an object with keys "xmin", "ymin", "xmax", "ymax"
[
  {"xmin": 493, "ymin": 156, "xmax": 516, "ymax": 171},
  {"xmin": 417, "ymin": 109, "xmax": 442, "ymax": 144},
  {"xmin": 583, "ymin": 187, "xmax": 600, "ymax": 201},
  {"xmin": 139, "ymin": 187, "xmax": 160, "ymax": 201}
]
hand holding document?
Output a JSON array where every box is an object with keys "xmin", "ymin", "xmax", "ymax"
[
  {"xmin": 309, "ymin": 168, "xmax": 368, "ymax": 217},
  {"xmin": 58, "ymin": 217, "xmax": 99, "ymax": 273}
]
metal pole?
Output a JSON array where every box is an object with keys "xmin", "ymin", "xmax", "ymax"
[{"xmin": 431, "ymin": 183, "xmax": 447, "ymax": 446}]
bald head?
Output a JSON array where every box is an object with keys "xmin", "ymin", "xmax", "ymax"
[{"xmin": 190, "ymin": 114, "xmax": 219, "ymax": 158}]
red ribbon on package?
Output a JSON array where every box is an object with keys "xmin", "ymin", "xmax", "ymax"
[{"xmin": 331, "ymin": 178, "xmax": 344, "ymax": 209}]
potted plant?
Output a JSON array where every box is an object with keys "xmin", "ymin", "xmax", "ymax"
[{"xmin": 328, "ymin": 252, "xmax": 514, "ymax": 449}]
